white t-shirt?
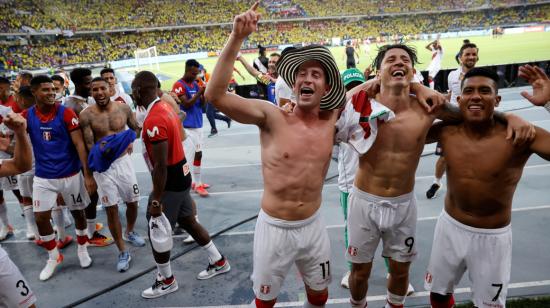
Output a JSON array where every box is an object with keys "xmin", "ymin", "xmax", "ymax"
[
  {"xmin": 447, "ymin": 67, "xmax": 465, "ymax": 105},
  {"xmin": 275, "ymin": 76, "xmax": 294, "ymax": 106},
  {"xmin": 111, "ymin": 87, "xmax": 134, "ymax": 109},
  {"xmin": 337, "ymin": 143, "xmax": 358, "ymax": 193}
]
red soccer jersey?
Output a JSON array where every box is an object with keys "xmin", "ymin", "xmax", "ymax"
[
  {"xmin": 0, "ymin": 95, "xmax": 22, "ymax": 113},
  {"xmin": 21, "ymin": 103, "xmax": 80, "ymax": 132},
  {"xmin": 142, "ymin": 100, "xmax": 184, "ymax": 166}
]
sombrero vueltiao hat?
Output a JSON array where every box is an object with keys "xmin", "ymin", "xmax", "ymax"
[{"xmin": 277, "ymin": 45, "xmax": 346, "ymax": 110}]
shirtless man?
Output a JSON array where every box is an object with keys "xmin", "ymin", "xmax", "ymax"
[
  {"xmin": 206, "ymin": 3, "xmax": 346, "ymax": 307},
  {"xmin": 79, "ymin": 77, "xmax": 145, "ymax": 273},
  {"xmin": 424, "ymin": 67, "xmax": 550, "ymax": 308},
  {"xmin": 336, "ymin": 45, "xmax": 534, "ymax": 308}
]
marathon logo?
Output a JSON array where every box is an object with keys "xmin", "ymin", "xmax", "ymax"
[
  {"xmin": 348, "ymin": 246, "xmax": 358, "ymax": 257},
  {"xmin": 260, "ymin": 285, "xmax": 270, "ymax": 294},
  {"xmin": 42, "ymin": 131, "xmax": 52, "ymax": 141}
]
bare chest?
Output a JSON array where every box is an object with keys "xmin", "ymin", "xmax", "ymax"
[
  {"xmin": 374, "ymin": 111, "xmax": 432, "ymax": 152},
  {"xmin": 90, "ymin": 110, "xmax": 128, "ymax": 141}
]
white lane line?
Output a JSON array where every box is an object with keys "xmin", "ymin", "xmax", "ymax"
[
  {"xmin": 170, "ymin": 280, "xmax": 550, "ymax": 307},
  {"xmin": 3, "ymin": 204, "xmax": 550, "ymax": 244}
]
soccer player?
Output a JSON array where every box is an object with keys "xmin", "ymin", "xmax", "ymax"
[
  {"xmin": 206, "ymin": 4, "xmax": 344, "ymax": 307},
  {"xmin": 24, "ymin": 75, "xmax": 96, "ymax": 281},
  {"xmin": 65, "ymin": 67, "xmax": 112, "ymax": 247},
  {"xmin": 51, "ymin": 74, "xmax": 67, "ymax": 104},
  {"xmin": 99, "ymin": 68, "xmax": 133, "ymax": 106},
  {"xmin": 336, "ymin": 45, "xmax": 533, "ymax": 308},
  {"xmin": 426, "ymin": 39, "xmax": 443, "ymax": 89},
  {"xmin": 0, "ymin": 111, "xmax": 37, "ymax": 308},
  {"xmin": 345, "ymin": 40, "xmax": 360, "ymax": 69},
  {"xmin": 133, "ymin": 71, "xmax": 230, "ymax": 299},
  {"xmin": 172, "ymin": 60, "xmax": 210, "ymax": 197},
  {"xmin": 80, "ymin": 77, "xmax": 145, "ymax": 272},
  {"xmin": 424, "ymin": 67, "xmax": 550, "ymax": 308},
  {"xmin": 426, "ymin": 43, "xmax": 479, "ymax": 199}
]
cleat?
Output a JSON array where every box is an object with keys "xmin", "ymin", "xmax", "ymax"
[
  {"xmin": 78, "ymin": 247, "xmax": 92, "ymax": 268},
  {"xmin": 123, "ymin": 231, "xmax": 146, "ymax": 247},
  {"xmin": 192, "ymin": 183, "xmax": 210, "ymax": 190},
  {"xmin": 194, "ymin": 184, "xmax": 209, "ymax": 197},
  {"xmin": 0, "ymin": 224, "xmax": 14, "ymax": 241},
  {"xmin": 88, "ymin": 231, "xmax": 114, "ymax": 247},
  {"xmin": 197, "ymin": 255, "xmax": 231, "ymax": 280},
  {"xmin": 426, "ymin": 183, "xmax": 440, "ymax": 199},
  {"xmin": 341, "ymin": 271, "xmax": 350, "ymax": 289},
  {"xmin": 141, "ymin": 273, "xmax": 178, "ymax": 299},
  {"xmin": 35, "ymin": 239, "xmax": 44, "ymax": 246},
  {"xmin": 117, "ymin": 251, "xmax": 131, "ymax": 272},
  {"xmin": 39, "ymin": 254, "xmax": 63, "ymax": 281},
  {"xmin": 208, "ymin": 130, "xmax": 218, "ymax": 138},
  {"xmin": 57, "ymin": 235, "xmax": 73, "ymax": 249},
  {"xmin": 183, "ymin": 235, "xmax": 195, "ymax": 244}
]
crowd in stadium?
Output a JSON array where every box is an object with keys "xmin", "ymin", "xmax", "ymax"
[{"xmin": 1, "ymin": 2, "xmax": 548, "ymax": 71}]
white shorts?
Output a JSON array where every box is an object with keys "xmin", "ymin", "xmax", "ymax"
[
  {"xmin": 346, "ymin": 187, "xmax": 417, "ymax": 263},
  {"xmin": 0, "ymin": 175, "xmax": 19, "ymax": 191},
  {"xmin": 183, "ymin": 128, "xmax": 203, "ymax": 156},
  {"xmin": 252, "ymin": 209, "xmax": 331, "ymax": 301},
  {"xmin": 425, "ymin": 211, "xmax": 512, "ymax": 308},
  {"xmin": 32, "ymin": 172, "xmax": 90, "ymax": 212},
  {"xmin": 427, "ymin": 62, "xmax": 441, "ymax": 78},
  {"xmin": 93, "ymin": 154, "xmax": 140, "ymax": 207},
  {"xmin": 0, "ymin": 248, "xmax": 37, "ymax": 308},
  {"xmin": 18, "ymin": 175, "xmax": 34, "ymax": 198}
]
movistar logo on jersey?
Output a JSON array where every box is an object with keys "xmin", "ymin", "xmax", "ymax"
[
  {"xmin": 71, "ymin": 117, "xmax": 79, "ymax": 126},
  {"xmin": 147, "ymin": 126, "xmax": 159, "ymax": 137}
]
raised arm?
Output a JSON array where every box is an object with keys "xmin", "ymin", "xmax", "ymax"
[
  {"xmin": 205, "ymin": 2, "xmax": 273, "ymax": 127},
  {"xmin": 530, "ymin": 126, "xmax": 550, "ymax": 161},
  {"xmin": 519, "ymin": 64, "xmax": 550, "ymax": 109},
  {"xmin": 0, "ymin": 113, "xmax": 31, "ymax": 176}
]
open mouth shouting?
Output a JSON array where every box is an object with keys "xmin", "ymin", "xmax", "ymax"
[{"xmin": 300, "ymin": 86, "xmax": 315, "ymax": 98}]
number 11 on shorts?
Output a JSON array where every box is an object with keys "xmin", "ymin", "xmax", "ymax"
[{"xmin": 319, "ymin": 261, "xmax": 330, "ymax": 279}]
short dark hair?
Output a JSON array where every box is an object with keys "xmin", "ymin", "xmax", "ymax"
[
  {"xmin": 372, "ymin": 44, "xmax": 419, "ymax": 71},
  {"xmin": 91, "ymin": 77, "xmax": 108, "ymax": 84},
  {"xmin": 463, "ymin": 39, "xmax": 471, "ymax": 44},
  {"xmin": 70, "ymin": 68, "xmax": 92, "ymax": 85},
  {"xmin": 18, "ymin": 71, "xmax": 33, "ymax": 80},
  {"xmin": 0, "ymin": 76, "xmax": 10, "ymax": 85},
  {"xmin": 17, "ymin": 86, "xmax": 34, "ymax": 100},
  {"xmin": 462, "ymin": 67, "xmax": 499, "ymax": 91},
  {"xmin": 51, "ymin": 74, "xmax": 65, "ymax": 84},
  {"xmin": 30, "ymin": 75, "xmax": 53, "ymax": 88},
  {"xmin": 185, "ymin": 59, "xmax": 200, "ymax": 70},
  {"xmin": 459, "ymin": 43, "xmax": 478, "ymax": 57},
  {"xmin": 269, "ymin": 52, "xmax": 281, "ymax": 58},
  {"xmin": 133, "ymin": 71, "xmax": 158, "ymax": 89},
  {"xmin": 100, "ymin": 68, "xmax": 115, "ymax": 76}
]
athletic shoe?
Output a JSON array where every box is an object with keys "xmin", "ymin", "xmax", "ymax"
[
  {"xmin": 123, "ymin": 231, "xmax": 146, "ymax": 247},
  {"xmin": 0, "ymin": 224, "xmax": 14, "ymax": 241},
  {"xmin": 77, "ymin": 246, "xmax": 92, "ymax": 268},
  {"xmin": 426, "ymin": 183, "xmax": 440, "ymax": 199},
  {"xmin": 194, "ymin": 184, "xmax": 209, "ymax": 197},
  {"xmin": 117, "ymin": 251, "xmax": 131, "ymax": 272},
  {"xmin": 341, "ymin": 271, "xmax": 350, "ymax": 289},
  {"xmin": 191, "ymin": 182, "xmax": 210, "ymax": 190},
  {"xmin": 208, "ymin": 129, "xmax": 218, "ymax": 138},
  {"xmin": 57, "ymin": 235, "xmax": 73, "ymax": 249},
  {"xmin": 407, "ymin": 283, "xmax": 415, "ymax": 296},
  {"xmin": 141, "ymin": 273, "xmax": 178, "ymax": 299},
  {"xmin": 39, "ymin": 254, "xmax": 63, "ymax": 281},
  {"xmin": 197, "ymin": 255, "xmax": 231, "ymax": 280},
  {"xmin": 88, "ymin": 231, "xmax": 113, "ymax": 247},
  {"xmin": 183, "ymin": 235, "xmax": 195, "ymax": 244},
  {"xmin": 226, "ymin": 119, "xmax": 232, "ymax": 128},
  {"xmin": 35, "ymin": 239, "xmax": 44, "ymax": 246}
]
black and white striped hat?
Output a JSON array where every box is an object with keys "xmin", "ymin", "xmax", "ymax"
[{"xmin": 277, "ymin": 45, "xmax": 345, "ymax": 110}]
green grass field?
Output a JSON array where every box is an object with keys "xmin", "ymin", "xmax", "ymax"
[{"xmin": 119, "ymin": 31, "xmax": 550, "ymax": 91}]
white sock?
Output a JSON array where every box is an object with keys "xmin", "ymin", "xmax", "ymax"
[
  {"xmin": 193, "ymin": 164, "xmax": 202, "ymax": 185},
  {"xmin": 350, "ymin": 297, "xmax": 367, "ymax": 308},
  {"xmin": 434, "ymin": 177, "xmax": 441, "ymax": 186},
  {"xmin": 202, "ymin": 241, "xmax": 222, "ymax": 264},
  {"xmin": 41, "ymin": 233, "xmax": 60, "ymax": 260},
  {"xmin": 0, "ymin": 201, "xmax": 9, "ymax": 226},
  {"xmin": 52, "ymin": 208, "xmax": 66, "ymax": 240},
  {"xmin": 157, "ymin": 261, "xmax": 172, "ymax": 278},
  {"xmin": 385, "ymin": 291, "xmax": 405, "ymax": 307},
  {"xmin": 23, "ymin": 205, "xmax": 39, "ymax": 235},
  {"xmin": 429, "ymin": 80, "xmax": 435, "ymax": 89},
  {"xmin": 87, "ymin": 219, "xmax": 96, "ymax": 238}
]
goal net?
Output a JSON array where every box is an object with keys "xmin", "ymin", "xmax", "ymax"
[{"xmin": 134, "ymin": 46, "xmax": 160, "ymax": 71}]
